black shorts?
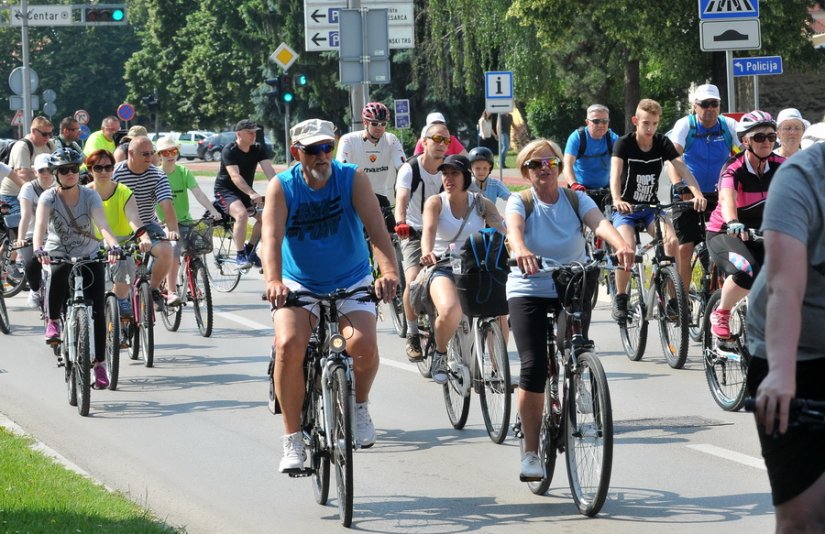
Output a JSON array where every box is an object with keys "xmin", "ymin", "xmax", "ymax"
[
  {"xmin": 746, "ymin": 356, "xmax": 825, "ymax": 506},
  {"xmin": 214, "ymin": 186, "xmax": 252, "ymax": 212},
  {"xmin": 672, "ymin": 194, "xmax": 718, "ymax": 245}
]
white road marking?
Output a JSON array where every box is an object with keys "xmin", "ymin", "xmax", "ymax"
[{"xmin": 687, "ymin": 443, "xmax": 766, "ymax": 471}]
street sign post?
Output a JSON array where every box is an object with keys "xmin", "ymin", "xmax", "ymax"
[
  {"xmin": 699, "ymin": 19, "xmax": 761, "ymax": 51},
  {"xmin": 304, "ymin": 0, "xmax": 413, "ymax": 52},
  {"xmin": 484, "ymin": 71, "xmax": 514, "ymax": 114},
  {"xmin": 698, "ymin": 0, "xmax": 759, "ymax": 20},
  {"xmin": 117, "ymin": 102, "xmax": 136, "ymax": 122},
  {"xmin": 338, "ymin": 8, "xmax": 390, "ymax": 85},
  {"xmin": 270, "ymin": 42, "xmax": 299, "ymax": 71},
  {"xmin": 732, "ymin": 55, "xmax": 782, "ymax": 77},
  {"xmin": 394, "ymin": 99, "xmax": 410, "ymax": 129},
  {"xmin": 74, "ymin": 109, "xmax": 90, "ymax": 125}
]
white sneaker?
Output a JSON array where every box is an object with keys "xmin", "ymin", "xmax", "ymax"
[
  {"xmin": 431, "ymin": 350, "xmax": 448, "ymax": 385},
  {"xmin": 278, "ymin": 432, "xmax": 306, "ymax": 472},
  {"xmin": 27, "ymin": 289, "xmax": 42, "ymax": 310},
  {"xmin": 520, "ymin": 452, "xmax": 544, "ymax": 482},
  {"xmin": 355, "ymin": 402, "xmax": 376, "ymax": 449}
]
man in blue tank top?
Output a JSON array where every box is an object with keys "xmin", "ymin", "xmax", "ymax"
[{"xmin": 262, "ymin": 118, "xmax": 400, "ymax": 473}]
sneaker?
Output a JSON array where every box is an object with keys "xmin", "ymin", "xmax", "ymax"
[
  {"xmin": 665, "ymin": 297, "xmax": 680, "ymax": 321},
  {"xmin": 166, "ymin": 293, "xmax": 182, "ymax": 307},
  {"xmin": 431, "ymin": 350, "xmax": 448, "ymax": 385},
  {"xmin": 278, "ymin": 432, "xmax": 307, "ymax": 472},
  {"xmin": 118, "ymin": 298, "xmax": 132, "ymax": 318},
  {"xmin": 27, "ymin": 289, "xmax": 42, "ymax": 310},
  {"xmin": 93, "ymin": 363, "xmax": 109, "ymax": 389},
  {"xmin": 246, "ymin": 243, "xmax": 262, "ymax": 268},
  {"xmin": 520, "ymin": 452, "xmax": 544, "ymax": 482},
  {"xmin": 711, "ymin": 308, "xmax": 732, "ymax": 339},
  {"xmin": 236, "ymin": 251, "xmax": 252, "ymax": 269},
  {"xmin": 405, "ymin": 334, "xmax": 423, "ymax": 362},
  {"xmin": 44, "ymin": 320, "xmax": 61, "ymax": 342},
  {"xmin": 612, "ymin": 293, "xmax": 628, "ymax": 322},
  {"xmin": 151, "ymin": 288, "xmax": 164, "ymax": 311},
  {"xmin": 355, "ymin": 402, "xmax": 376, "ymax": 449}
]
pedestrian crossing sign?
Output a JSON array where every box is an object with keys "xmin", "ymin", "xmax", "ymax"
[{"xmin": 698, "ymin": 0, "xmax": 759, "ymax": 20}]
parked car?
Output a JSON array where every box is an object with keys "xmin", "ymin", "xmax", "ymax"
[
  {"xmin": 178, "ymin": 130, "xmax": 212, "ymax": 160},
  {"xmin": 198, "ymin": 131, "xmax": 235, "ymax": 162}
]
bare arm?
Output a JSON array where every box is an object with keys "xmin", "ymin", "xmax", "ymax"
[
  {"xmin": 91, "ymin": 207, "xmax": 120, "ymax": 249},
  {"xmin": 395, "ymin": 186, "xmax": 411, "ymax": 224},
  {"xmin": 670, "ymin": 158, "xmax": 706, "ymax": 211},
  {"xmin": 124, "ymin": 197, "xmax": 153, "ymax": 251},
  {"xmin": 16, "ymin": 197, "xmax": 34, "ymax": 246},
  {"xmin": 562, "ymin": 154, "xmax": 578, "ymax": 186},
  {"xmin": 481, "ymin": 198, "xmax": 505, "ymax": 234},
  {"xmin": 352, "ymin": 171, "xmax": 398, "ymax": 301},
  {"xmin": 262, "ymin": 177, "xmax": 289, "ymax": 307},
  {"xmin": 609, "ymin": 156, "xmax": 631, "ymax": 213},
  {"xmin": 32, "ymin": 200, "xmax": 50, "ymax": 251},
  {"xmin": 226, "ymin": 164, "xmax": 262, "ymax": 202},
  {"xmin": 159, "ymin": 199, "xmax": 179, "ymax": 237},
  {"xmin": 584, "ymin": 208, "xmax": 634, "ymax": 268},
  {"xmin": 190, "ymin": 185, "xmax": 222, "ymax": 218},
  {"xmin": 718, "ymin": 187, "xmax": 738, "ymax": 224},
  {"xmin": 258, "ymin": 159, "xmax": 277, "ymax": 180},
  {"xmin": 420, "ymin": 195, "xmax": 442, "ymax": 265},
  {"xmin": 505, "ymin": 207, "xmax": 539, "ymax": 276}
]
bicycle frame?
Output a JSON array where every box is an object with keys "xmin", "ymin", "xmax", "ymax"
[{"xmin": 56, "ymin": 259, "xmax": 99, "ymax": 365}]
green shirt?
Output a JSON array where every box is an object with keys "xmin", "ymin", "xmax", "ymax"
[
  {"xmin": 82, "ymin": 130, "xmax": 116, "ymax": 157},
  {"xmin": 157, "ymin": 164, "xmax": 197, "ymax": 223},
  {"xmin": 94, "ymin": 182, "xmax": 134, "ymax": 240}
]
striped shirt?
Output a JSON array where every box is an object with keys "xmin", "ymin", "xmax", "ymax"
[{"xmin": 112, "ymin": 161, "xmax": 173, "ymax": 226}]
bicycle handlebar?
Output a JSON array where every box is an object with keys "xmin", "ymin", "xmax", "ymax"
[
  {"xmin": 743, "ymin": 396, "xmax": 825, "ymax": 426},
  {"xmin": 261, "ymin": 285, "xmax": 379, "ymax": 307},
  {"xmin": 507, "ymin": 249, "xmax": 640, "ymax": 272}
]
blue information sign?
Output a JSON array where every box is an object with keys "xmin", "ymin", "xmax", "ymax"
[
  {"xmin": 698, "ymin": 0, "xmax": 759, "ymax": 20},
  {"xmin": 732, "ymin": 55, "xmax": 782, "ymax": 77}
]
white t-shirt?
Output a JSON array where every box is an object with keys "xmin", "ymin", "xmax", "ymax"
[
  {"xmin": 335, "ymin": 131, "xmax": 406, "ymax": 197},
  {"xmin": 432, "ymin": 191, "xmax": 484, "ymax": 257},
  {"xmin": 396, "ymin": 160, "xmax": 442, "ymax": 230}
]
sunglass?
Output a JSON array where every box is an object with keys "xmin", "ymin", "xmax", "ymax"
[
  {"xmin": 588, "ymin": 118, "xmax": 609, "ymax": 125},
  {"xmin": 65, "ymin": 127, "xmax": 80, "ymax": 132},
  {"xmin": 298, "ymin": 142, "xmax": 334, "ymax": 155},
  {"xmin": 56, "ymin": 165, "xmax": 80, "ymax": 175},
  {"xmin": 369, "ymin": 121, "xmax": 388, "ymax": 128},
  {"xmin": 428, "ymin": 135, "xmax": 451, "ymax": 145},
  {"xmin": 697, "ymin": 100, "xmax": 721, "ymax": 109},
  {"xmin": 35, "ymin": 128, "xmax": 53, "ymax": 138},
  {"xmin": 92, "ymin": 164, "xmax": 115, "ymax": 173},
  {"xmin": 158, "ymin": 148, "xmax": 179, "ymax": 157},
  {"xmin": 523, "ymin": 157, "xmax": 561, "ymax": 170},
  {"xmin": 132, "ymin": 150, "xmax": 156, "ymax": 157},
  {"xmin": 749, "ymin": 132, "xmax": 777, "ymax": 143}
]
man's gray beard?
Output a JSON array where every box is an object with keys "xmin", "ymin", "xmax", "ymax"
[{"xmin": 309, "ymin": 165, "xmax": 332, "ymax": 182}]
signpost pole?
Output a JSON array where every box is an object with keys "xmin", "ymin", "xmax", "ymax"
[
  {"xmin": 21, "ymin": 0, "xmax": 32, "ymax": 132},
  {"xmin": 284, "ymin": 101, "xmax": 291, "ymax": 165},
  {"xmin": 726, "ymin": 50, "xmax": 736, "ymax": 114},
  {"xmin": 753, "ymin": 76, "xmax": 759, "ymax": 110},
  {"xmin": 349, "ymin": 0, "xmax": 365, "ymax": 132}
]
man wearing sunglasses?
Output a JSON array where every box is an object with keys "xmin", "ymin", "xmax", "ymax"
[
  {"xmin": 214, "ymin": 119, "xmax": 276, "ymax": 269},
  {"xmin": 2, "ymin": 116, "xmax": 55, "ymax": 231},
  {"xmin": 262, "ymin": 118, "xmax": 399, "ymax": 470},
  {"xmin": 336, "ymin": 102, "xmax": 406, "ymax": 234},
  {"xmin": 53, "ymin": 117, "xmax": 83, "ymax": 154},
  {"xmin": 667, "ymin": 83, "xmax": 741, "ymax": 291},
  {"xmin": 563, "ymin": 104, "xmax": 619, "ymax": 211}
]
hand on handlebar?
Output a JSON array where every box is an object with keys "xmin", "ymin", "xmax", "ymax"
[
  {"xmin": 394, "ymin": 223, "xmax": 411, "ymax": 240},
  {"xmin": 613, "ymin": 199, "xmax": 632, "ymax": 214},
  {"xmin": 250, "ymin": 192, "xmax": 264, "ymax": 206},
  {"xmin": 754, "ymin": 370, "xmax": 796, "ymax": 435},
  {"xmin": 35, "ymin": 248, "xmax": 50, "ymax": 265},
  {"xmin": 374, "ymin": 273, "xmax": 399, "ymax": 303},
  {"xmin": 265, "ymin": 280, "xmax": 291, "ymax": 309},
  {"xmin": 513, "ymin": 247, "xmax": 539, "ymax": 276},
  {"xmin": 420, "ymin": 251, "xmax": 437, "ymax": 266},
  {"xmin": 614, "ymin": 246, "xmax": 636, "ymax": 271},
  {"xmin": 692, "ymin": 194, "xmax": 707, "ymax": 213},
  {"xmin": 726, "ymin": 220, "xmax": 746, "ymax": 239},
  {"xmin": 138, "ymin": 237, "xmax": 153, "ymax": 253},
  {"xmin": 166, "ymin": 229, "xmax": 180, "ymax": 241},
  {"xmin": 570, "ymin": 183, "xmax": 587, "ymax": 192}
]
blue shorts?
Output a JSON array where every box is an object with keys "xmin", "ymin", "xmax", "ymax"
[
  {"xmin": 0, "ymin": 195, "xmax": 20, "ymax": 228},
  {"xmin": 611, "ymin": 207, "xmax": 654, "ymax": 230}
]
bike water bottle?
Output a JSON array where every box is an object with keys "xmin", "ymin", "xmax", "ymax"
[{"xmin": 449, "ymin": 243, "xmax": 462, "ymax": 274}]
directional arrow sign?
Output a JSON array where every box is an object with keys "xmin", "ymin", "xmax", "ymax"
[
  {"xmin": 9, "ymin": 5, "xmax": 73, "ymax": 26},
  {"xmin": 732, "ymin": 55, "xmax": 783, "ymax": 77}
]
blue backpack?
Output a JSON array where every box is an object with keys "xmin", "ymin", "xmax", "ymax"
[
  {"xmin": 455, "ymin": 228, "xmax": 510, "ymax": 318},
  {"xmin": 684, "ymin": 114, "xmax": 735, "ymax": 153}
]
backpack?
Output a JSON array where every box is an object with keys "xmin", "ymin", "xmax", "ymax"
[
  {"xmin": 576, "ymin": 126, "xmax": 614, "ymax": 159},
  {"xmin": 684, "ymin": 114, "xmax": 735, "ymax": 154},
  {"xmin": 518, "ymin": 187, "xmax": 582, "ymax": 229},
  {"xmin": 455, "ymin": 228, "xmax": 510, "ymax": 318},
  {"xmin": 0, "ymin": 138, "xmax": 33, "ymax": 165}
]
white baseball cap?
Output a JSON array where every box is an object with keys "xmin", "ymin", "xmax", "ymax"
[
  {"xmin": 776, "ymin": 108, "xmax": 810, "ymax": 131},
  {"xmin": 693, "ymin": 84, "xmax": 721, "ymax": 102},
  {"xmin": 34, "ymin": 153, "xmax": 52, "ymax": 171}
]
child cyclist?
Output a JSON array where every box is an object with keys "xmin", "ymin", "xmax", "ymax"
[
  {"xmin": 155, "ymin": 136, "xmax": 222, "ymax": 305},
  {"xmin": 609, "ymin": 98, "xmax": 706, "ymax": 321},
  {"xmin": 468, "ymin": 146, "xmax": 511, "ymax": 204}
]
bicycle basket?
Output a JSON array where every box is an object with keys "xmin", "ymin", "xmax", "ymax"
[{"xmin": 182, "ymin": 221, "xmax": 213, "ymax": 254}]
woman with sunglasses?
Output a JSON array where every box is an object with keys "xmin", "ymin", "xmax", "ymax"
[
  {"xmin": 505, "ymin": 139, "xmax": 633, "ymax": 481},
  {"xmin": 32, "ymin": 148, "xmax": 122, "ymax": 389},
  {"xmin": 85, "ymin": 149, "xmax": 152, "ymax": 319},
  {"xmin": 705, "ymin": 111, "xmax": 785, "ymax": 340}
]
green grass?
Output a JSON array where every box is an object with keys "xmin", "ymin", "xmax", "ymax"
[{"xmin": 0, "ymin": 428, "xmax": 181, "ymax": 533}]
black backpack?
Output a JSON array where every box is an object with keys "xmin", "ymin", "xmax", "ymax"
[
  {"xmin": 0, "ymin": 138, "xmax": 33, "ymax": 165},
  {"xmin": 455, "ymin": 228, "xmax": 510, "ymax": 318},
  {"xmin": 399, "ymin": 156, "xmax": 444, "ymax": 214},
  {"xmin": 576, "ymin": 126, "xmax": 614, "ymax": 159}
]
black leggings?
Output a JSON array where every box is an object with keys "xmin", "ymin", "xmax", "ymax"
[
  {"xmin": 47, "ymin": 262, "xmax": 107, "ymax": 363},
  {"xmin": 707, "ymin": 231, "xmax": 764, "ymax": 290}
]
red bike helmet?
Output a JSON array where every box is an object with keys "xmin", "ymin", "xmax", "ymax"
[{"xmin": 362, "ymin": 102, "xmax": 390, "ymax": 123}]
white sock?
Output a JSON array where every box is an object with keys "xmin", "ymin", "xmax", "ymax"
[{"xmin": 407, "ymin": 321, "xmax": 419, "ymax": 335}]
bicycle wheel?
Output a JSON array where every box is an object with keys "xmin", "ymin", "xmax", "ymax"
[
  {"xmin": 702, "ymin": 291, "xmax": 750, "ymax": 411},
  {"xmin": 75, "ymin": 310, "xmax": 92, "ymax": 417},
  {"xmin": 159, "ymin": 279, "xmax": 182, "ymax": 332},
  {"xmin": 477, "ymin": 320, "xmax": 511, "ymax": 444},
  {"xmin": 656, "ymin": 265, "xmax": 689, "ymax": 369},
  {"xmin": 311, "ymin": 386, "xmax": 331, "ymax": 505},
  {"xmin": 191, "ymin": 260, "xmax": 213, "ymax": 337},
  {"xmin": 688, "ymin": 250, "xmax": 706, "ymax": 342},
  {"xmin": 137, "ymin": 282, "xmax": 154, "ymax": 368},
  {"xmin": 330, "ymin": 366, "xmax": 354, "ymax": 527},
  {"xmin": 524, "ymin": 377, "xmax": 560, "ymax": 495},
  {"xmin": 104, "ymin": 294, "xmax": 120, "ymax": 390},
  {"xmin": 0, "ymin": 296, "xmax": 9, "ymax": 334},
  {"xmin": 204, "ymin": 227, "xmax": 241, "ymax": 292},
  {"xmin": 416, "ymin": 316, "xmax": 433, "ymax": 378},
  {"xmin": 65, "ymin": 338, "xmax": 76, "ymax": 407},
  {"xmin": 388, "ymin": 241, "xmax": 407, "ymax": 338},
  {"xmin": 0, "ymin": 242, "xmax": 26, "ymax": 298},
  {"xmin": 565, "ymin": 351, "xmax": 613, "ymax": 516},
  {"xmin": 619, "ymin": 270, "xmax": 648, "ymax": 361},
  {"xmin": 443, "ymin": 330, "xmax": 471, "ymax": 429}
]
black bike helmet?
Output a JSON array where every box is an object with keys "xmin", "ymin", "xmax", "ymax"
[
  {"xmin": 50, "ymin": 147, "xmax": 84, "ymax": 188},
  {"xmin": 468, "ymin": 146, "xmax": 494, "ymax": 167}
]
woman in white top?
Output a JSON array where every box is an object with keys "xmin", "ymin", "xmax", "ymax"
[{"xmin": 420, "ymin": 155, "xmax": 504, "ymax": 384}]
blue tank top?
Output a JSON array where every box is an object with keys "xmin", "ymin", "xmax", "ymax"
[{"xmin": 279, "ymin": 160, "xmax": 371, "ymax": 293}]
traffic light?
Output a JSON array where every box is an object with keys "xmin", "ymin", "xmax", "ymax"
[
  {"xmin": 295, "ymin": 74, "xmax": 308, "ymax": 87},
  {"xmin": 281, "ymin": 75, "xmax": 294, "ymax": 104},
  {"xmin": 141, "ymin": 95, "xmax": 159, "ymax": 112},
  {"xmin": 83, "ymin": 5, "xmax": 127, "ymax": 25},
  {"xmin": 265, "ymin": 77, "xmax": 280, "ymax": 99}
]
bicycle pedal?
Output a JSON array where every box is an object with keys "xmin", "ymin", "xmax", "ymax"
[{"xmin": 285, "ymin": 467, "xmax": 314, "ymax": 478}]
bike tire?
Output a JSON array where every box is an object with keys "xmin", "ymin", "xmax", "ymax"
[
  {"xmin": 138, "ymin": 282, "xmax": 154, "ymax": 368},
  {"xmin": 75, "ymin": 310, "xmax": 92, "ymax": 417},
  {"xmin": 0, "ymin": 296, "xmax": 9, "ymax": 334},
  {"xmin": 525, "ymin": 378, "xmax": 560, "ymax": 495},
  {"xmin": 159, "ymin": 283, "xmax": 182, "ymax": 332},
  {"xmin": 620, "ymin": 270, "xmax": 648, "ymax": 361},
  {"xmin": 477, "ymin": 320, "xmax": 511, "ymax": 444},
  {"xmin": 390, "ymin": 240, "xmax": 407, "ymax": 338},
  {"xmin": 65, "ymin": 338, "xmax": 77, "ymax": 407},
  {"xmin": 204, "ymin": 227, "xmax": 241, "ymax": 292},
  {"xmin": 443, "ymin": 330, "xmax": 471, "ymax": 429},
  {"xmin": 331, "ymin": 366, "xmax": 354, "ymax": 527},
  {"xmin": 688, "ymin": 251, "xmax": 706, "ymax": 343},
  {"xmin": 191, "ymin": 260, "xmax": 213, "ymax": 337},
  {"xmin": 416, "ymin": 317, "xmax": 433, "ymax": 378},
  {"xmin": 0, "ymin": 244, "xmax": 26, "ymax": 298},
  {"xmin": 311, "ymin": 370, "xmax": 331, "ymax": 504},
  {"xmin": 565, "ymin": 351, "xmax": 613, "ymax": 516},
  {"xmin": 104, "ymin": 294, "xmax": 120, "ymax": 390},
  {"xmin": 657, "ymin": 266, "xmax": 689, "ymax": 369},
  {"xmin": 702, "ymin": 291, "xmax": 750, "ymax": 411}
]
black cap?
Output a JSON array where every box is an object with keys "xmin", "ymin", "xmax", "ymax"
[
  {"xmin": 437, "ymin": 154, "xmax": 471, "ymax": 174},
  {"xmin": 234, "ymin": 119, "xmax": 261, "ymax": 132}
]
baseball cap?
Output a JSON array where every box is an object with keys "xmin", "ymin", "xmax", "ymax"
[
  {"xmin": 290, "ymin": 119, "xmax": 336, "ymax": 146},
  {"xmin": 34, "ymin": 153, "xmax": 52, "ymax": 171},
  {"xmin": 693, "ymin": 84, "xmax": 721, "ymax": 102},
  {"xmin": 437, "ymin": 154, "xmax": 471, "ymax": 174},
  {"xmin": 122, "ymin": 124, "xmax": 149, "ymax": 143},
  {"xmin": 777, "ymin": 108, "xmax": 811, "ymax": 131},
  {"xmin": 234, "ymin": 119, "xmax": 261, "ymax": 132},
  {"xmin": 426, "ymin": 112, "xmax": 447, "ymax": 125}
]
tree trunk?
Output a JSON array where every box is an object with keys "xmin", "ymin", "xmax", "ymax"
[{"xmin": 624, "ymin": 58, "xmax": 640, "ymax": 133}]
